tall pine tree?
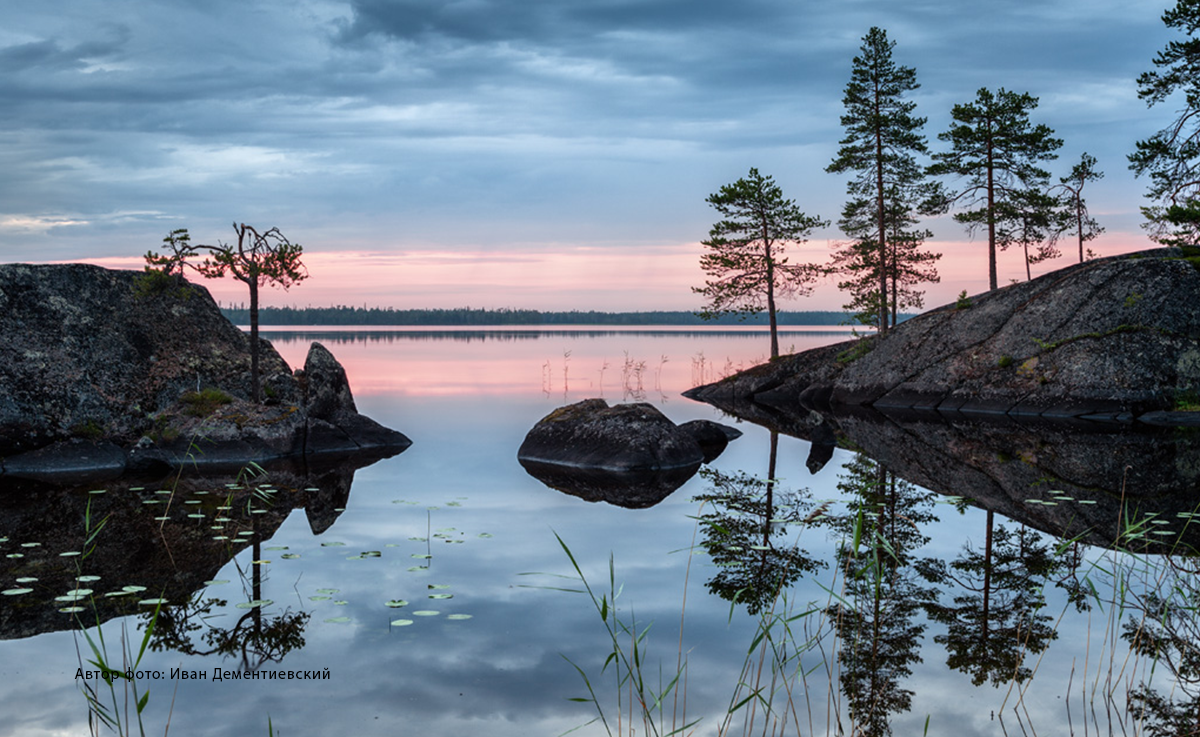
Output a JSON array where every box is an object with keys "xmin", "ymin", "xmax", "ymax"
[
  {"xmin": 827, "ymin": 27, "xmax": 941, "ymax": 333},
  {"xmin": 1129, "ymin": 0, "xmax": 1200, "ymax": 243},
  {"xmin": 930, "ymin": 88, "xmax": 1062, "ymax": 290}
]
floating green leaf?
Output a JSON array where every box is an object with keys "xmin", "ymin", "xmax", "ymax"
[
  {"xmin": 428, "ymin": 594, "xmax": 453, "ymax": 600},
  {"xmin": 2, "ymin": 588, "xmax": 33, "ymax": 596},
  {"xmin": 235, "ymin": 599, "xmax": 273, "ymax": 609},
  {"xmin": 316, "ymin": 588, "xmax": 339, "ymax": 594},
  {"xmin": 385, "ymin": 600, "xmax": 408, "ymax": 608},
  {"xmin": 412, "ymin": 610, "xmax": 439, "ymax": 617},
  {"xmin": 360, "ymin": 551, "xmax": 381, "ymax": 558},
  {"xmin": 320, "ymin": 542, "xmax": 346, "ymax": 547},
  {"xmin": 281, "ymin": 553, "xmax": 300, "ymax": 560},
  {"xmin": 446, "ymin": 614, "xmax": 473, "ymax": 621},
  {"xmin": 138, "ymin": 598, "xmax": 169, "ymax": 606},
  {"xmin": 390, "ymin": 619, "xmax": 414, "ymax": 626}
]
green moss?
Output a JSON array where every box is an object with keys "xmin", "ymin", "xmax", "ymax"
[
  {"xmin": 836, "ymin": 339, "xmax": 874, "ymax": 364},
  {"xmin": 997, "ymin": 355, "xmax": 1014, "ymax": 368},
  {"xmin": 181, "ymin": 388, "xmax": 234, "ymax": 417},
  {"xmin": 1174, "ymin": 388, "xmax": 1200, "ymax": 412},
  {"xmin": 70, "ymin": 419, "xmax": 105, "ymax": 440}
]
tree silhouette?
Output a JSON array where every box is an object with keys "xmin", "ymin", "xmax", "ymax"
[
  {"xmin": 827, "ymin": 27, "xmax": 942, "ymax": 333},
  {"xmin": 1053, "ymin": 152, "xmax": 1105, "ymax": 262},
  {"xmin": 144, "ymin": 223, "xmax": 307, "ymax": 402},
  {"xmin": 694, "ymin": 169, "xmax": 827, "ymax": 359},
  {"xmin": 1129, "ymin": 0, "xmax": 1200, "ymax": 244},
  {"xmin": 930, "ymin": 88, "xmax": 1062, "ymax": 290}
]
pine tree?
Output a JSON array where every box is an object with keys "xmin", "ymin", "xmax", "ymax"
[
  {"xmin": 694, "ymin": 168, "xmax": 828, "ymax": 359},
  {"xmin": 831, "ymin": 190, "xmax": 940, "ymax": 327},
  {"xmin": 930, "ymin": 88, "xmax": 1062, "ymax": 290},
  {"xmin": 827, "ymin": 27, "xmax": 942, "ymax": 333},
  {"xmin": 1053, "ymin": 152, "xmax": 1105, "ymax": 262},
  {"xmin": 1129, "ymin": 0, "xmax": 1200, "ymax": 244}
]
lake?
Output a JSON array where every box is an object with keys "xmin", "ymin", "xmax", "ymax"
[{"xmin": 1, "ymin": 325, "xmax": 1197, "ymax": 737}]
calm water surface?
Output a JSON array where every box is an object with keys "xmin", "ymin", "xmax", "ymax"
[{"xmin": 0, "ymin": 326, "xmax": 1193, "ymax": 736}]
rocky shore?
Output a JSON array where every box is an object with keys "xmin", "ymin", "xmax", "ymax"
[
  {"xmin": 686, "ymin": 247, "xmax": 1200, "ymax": 425},
  {"xmin": 0, "ymin": 263, "xmax": 410, "ymax": 482}
]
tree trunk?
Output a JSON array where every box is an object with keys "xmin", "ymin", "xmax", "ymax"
[
  {"xmin": 987, "ymin": 136, "xmax": 998, "ymax": 291},
  {"xmin": 249, "ymin": 279, "xmax": 261, "ymax": 403},
  {"xmin": 875, "ymin": 93, "xmax": 889, "ymax": 335},
  {"xmin": 1077, "ymin": 199, "xmax": 1085, "ymax": 263}
]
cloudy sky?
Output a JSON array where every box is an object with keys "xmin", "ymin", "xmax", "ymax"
[{"xmin": 0, "ymin": 0, "xmax": 1184, "ymax": 310}]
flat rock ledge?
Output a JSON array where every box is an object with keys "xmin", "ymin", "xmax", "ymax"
[
  {"xmin": 686, "ymin": 248, "xmax": 1200, "ymax": 426},
  {"xmin": 517, "ymin": 399, "xmax": 738, "ymax": 472}
]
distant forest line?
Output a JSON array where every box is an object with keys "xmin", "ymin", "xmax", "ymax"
[{"xmin": 218, "ymin": 305, "xmax": 901, "ymax": 326}]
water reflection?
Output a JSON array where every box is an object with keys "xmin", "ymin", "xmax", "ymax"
[
  {"xmin": 0, "ymin": 455, "xmax": 379, "ymax": 641},
  {"xmin": 692, "ymin": 432, "xmax": 823, "ymax": 615}
]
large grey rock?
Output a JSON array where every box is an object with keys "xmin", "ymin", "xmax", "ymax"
[
  {"xmin": 688, "ymin": 249, "xmax": 1200, "ymax": 423},
  {"xmin": 0, "ymin": 263, "xmax": 409, "ymax": 480},
  {"xmin": 518, "ymin": 399, "xmax": 707, "ymax": 472}
]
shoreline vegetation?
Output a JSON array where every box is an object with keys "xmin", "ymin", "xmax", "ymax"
[{"xmin": 218, "ymin": 305, "xmax": 902, "ymax": 327}]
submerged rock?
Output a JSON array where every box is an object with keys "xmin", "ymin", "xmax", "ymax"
[
  {"xmin": 0, "ymin": 263, "xmax": 410, "ymax": 481},
  {"xmin": 687, "ymin": 248, "xmax": 1200, "ymax": 423}
]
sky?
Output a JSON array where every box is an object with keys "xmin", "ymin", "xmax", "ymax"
[{"xmin": 0, "ymin": 0, "xmax": 1187, "ymax": 311}]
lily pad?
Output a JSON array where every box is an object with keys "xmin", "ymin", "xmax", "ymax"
[
  {"xmin": 390, "ymin": 619, "xmax": 414, "ymax": 626},
  {"xmin": 446, "ymin": 614, "xmax": 473, "ymax": 621},
  {"xmin": 413, "ymin": 610, "xmax": 439, "ymax": 617},
  {"xmin": 281, "ymin": 553, "xmax": 301, "ymax": 560},
  {"xmin": 320, "ymin": 542, "xmax": 346, "ymax": 547},
  {"xmin": 385, "ymin": 600, "xmax": 409, "ymax": 608},
  {"xmin": 2, "ymin": 588, "xmax": 33, "ymax": 596},
  {"xmin": 309, "ymin": 595, "xmax": 332, "ymax": 601},
  {"xmin": 428, "ymin": 594, "xmax": 453, "ymax": 600},
  {"xmin": 235, "ymin": 599, "xmax": 273, "ymax": 609},
  {"xmin": 138, "ymin": 598, "xmax": 168, "ymax": 606}
]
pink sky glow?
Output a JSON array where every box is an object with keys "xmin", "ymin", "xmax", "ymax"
[{"xmin": 69, "ymin": 230, "xmax": 1154, "ymax": 314}]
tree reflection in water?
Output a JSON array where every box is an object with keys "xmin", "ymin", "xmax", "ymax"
[
  {"xmin": 821, "ymin": 452, "xmax": 938, "ymax": 736},
  {"xmin": 692, "ymin": 431, "xmax": 824, "ymax": 616},
  {"xmin": 148, "ymin": 531, "xmax": 310, "ymax": 672},
  {"xmin": 917, "ymin": 510, "xmax": 1060, "ymax": 688}
]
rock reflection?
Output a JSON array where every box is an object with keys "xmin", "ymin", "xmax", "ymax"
[
  {"xmin": 519, "ymin": 459, "xmax": 700, "ymax": 508},
  {"xmin": 0, "ymin": 455, "xmax": 382, "ymax": 641}
]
